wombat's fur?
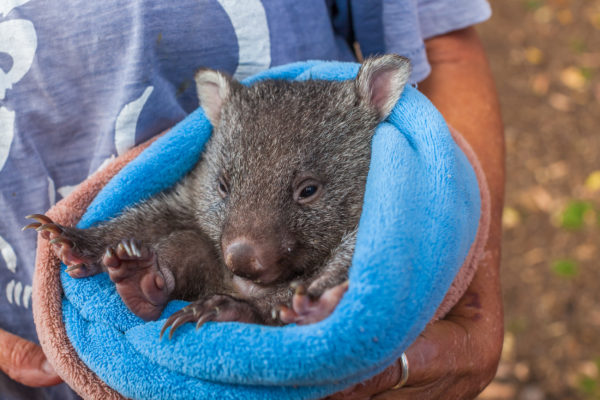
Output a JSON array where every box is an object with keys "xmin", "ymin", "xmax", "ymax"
[{"xmin": 27, "ymin": 55, "xmax": 411, "ymax": 335}]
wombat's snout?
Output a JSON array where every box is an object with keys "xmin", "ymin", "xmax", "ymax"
[{"xmin": 224, "ymin": 239, "xmax": 281, "ymax": 284}]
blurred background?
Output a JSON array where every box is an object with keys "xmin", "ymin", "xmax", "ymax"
[{"xmin": 476, "ymin": 0, "xmax": 600, "ymax": 399}]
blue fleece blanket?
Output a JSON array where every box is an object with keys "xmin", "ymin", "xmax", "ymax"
[{"xmin": 61, "ymin": 61, "xmax": 481, "ymax": 399}]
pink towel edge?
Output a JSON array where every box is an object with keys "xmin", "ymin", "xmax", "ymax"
[
  {"xmin": 433, "ymin": 127, "xmax": 491, "ymax": 320},
  {"xmin": 32, "ymin": 137, "xmax": 156, "ymax": 400}
]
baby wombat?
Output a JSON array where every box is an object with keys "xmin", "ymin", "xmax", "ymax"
[{"xmin": 25, "ymin": 55, "xmax": 411, "ymax": 337}]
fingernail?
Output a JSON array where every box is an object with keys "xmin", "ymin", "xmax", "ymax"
[{"xmin": 41, "ymin": 360, "xmax": 56, "ymax": 375}]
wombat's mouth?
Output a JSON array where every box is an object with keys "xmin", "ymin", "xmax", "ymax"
[
  {"xmin": 232, "ymin": 275, "xmax": 276, "ymax": 297},
  {"xmin": 232, "ymin": 265, "xmax": 298, "ymax": 287},
  {"xmin": 230, "ymin": 258, "xmax": 302, "ymax": 290}
]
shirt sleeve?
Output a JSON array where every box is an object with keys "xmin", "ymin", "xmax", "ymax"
[
  {"xmin": 345, "ymin": 0, "xmax": 491, "ymax": 83},
  {"xmin": 417, "ymin": 0, "xmax": 491, "ymax": 40}
]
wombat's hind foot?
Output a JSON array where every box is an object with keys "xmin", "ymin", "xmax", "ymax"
[
  {"xmin": 24, "ymin": 214, "xmax": 100, "ymax": 278},
  {"xmin": 160, "ymin": 295, "xmax": 262, "ymax": 339},
  {"xmin": 278, "ymin": 280, "xmax": 349, "ymax": 325},
  {"xmin": 103, "ymin": 239, "xmax": 173, "ymax": 321}
]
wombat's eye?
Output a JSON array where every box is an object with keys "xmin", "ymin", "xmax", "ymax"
[
  {"xmin": 293, "ymin": 178, "xmax": 323, "ymax": 204},
  {"xmin": 300, "ymin": 186, "xmax": 317, "ymax": 198},
  {"xmin": 217, "ymin": 176, "xmax": 229, "ymax": 198}
]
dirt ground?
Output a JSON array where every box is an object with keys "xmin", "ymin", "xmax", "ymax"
[{"xmin": 476, "ymin": 1, "xmax": 600, "ymax": 399}]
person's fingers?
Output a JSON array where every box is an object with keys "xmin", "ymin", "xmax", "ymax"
[
  {"xmin": 401, "ymin": 320, "xmax": 463, "ymax": 386},
  {"xmin": 0, "ymin": 328, "xmax": 63, "ymax": 387},
  {"xmin": 371, "ymin": 299, "xmax": 502, "ymax": 400},
  {"xmin": 324, "ymin": 360, "xmax": 402, "ymax": 400},
  {"xmin": 323, "ymin": 294, "xmax": 485, "ymax": 400}
]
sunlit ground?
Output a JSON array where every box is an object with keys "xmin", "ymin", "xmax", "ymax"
[{"xmin": 477, "ymin": 0, "xmax": 600, "ymax": 399}]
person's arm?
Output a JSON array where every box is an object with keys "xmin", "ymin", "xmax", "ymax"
[
  {"xmin": 0, "ymin": 328, "xmax": 62, "ymax": 387},
  {"xmin": 327, "ymin": 26, "xmax": 505, "ymax": 400}
]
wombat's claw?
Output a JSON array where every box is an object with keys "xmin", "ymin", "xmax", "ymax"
[
  {"xmin": 160, "ymin": 304, "xmax": 216, "ymax": 340},
  {"xmin": 196, "ymin": 310, "xmax": 218, "ymax": 329},
  {"xmin": 163, "ymin": 314, "xmax": 191, "ymax": 339},
  {"xmin": 22, "ymin": 222, "xmax": 42, "ymax": 231},
  {"xmin": 279, "ymin": 280, "xmax": 349, "ymax": 325},
  {"xmin": 160, "ymin": 303, "xmax": 217, "ymax": 339},
  {"xmin": 270, "ymin": 306, "xmax": 280, "ymax": 321},
  {"xmin": 104, "ymin": 239, "xmax": 154, "ymax": 275},
  {"xmin": 23, "ymin": 214, "xmax": 63, "ymax": 240},
  {"xmin": 160, "ymin": 315, "xmax": 175, "ymax": 339},
  {"xmin": 104, "ymin": 239, "xmax": 171, "ymax": 322},
  {"xmin": 277, "ymin": 305, "xmax": 295, "ymax": 322},
  {"xmin": 290, "ymin": 281, "xmax": 308, "ymax": 297},
  {"xmin": 161, "ymin": 305, "xmax": 197, "ymax": 339},
  {"xmin": 64, "ymin": 264, "xmax": 90, "ymax": 277},
  {"xmin": 128, "ymin": 241, "xmax": 142, "ymax": 257},
  {"xmin": 24, "ymin": 214, "xmax": 94, "ymax": 277},
  {"xmin": 65, "ymin": 263, "xmax": 83, "ymax": 273},
  {"xmin": 25, "ymin": 213, "xmax": 53, "ymax": 225},
  {"xmin": 115, "ymin": 239, "xmax": 142, "ymax": 258},
  {"xmin": 160, "ymin": 295, "xmax": 261, "ymax": 339},
  {"xmin": 37, "ymin": 223, "xmax": 63, "ymax": 235}
]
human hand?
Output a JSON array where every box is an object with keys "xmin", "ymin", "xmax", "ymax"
[
  {"xmin": 324, "ymin": 246, "xmax": 503, "ymax": 400},
  {"xmin": 0, "ymin": 327, "xmax": 63, "ymax": 386}
]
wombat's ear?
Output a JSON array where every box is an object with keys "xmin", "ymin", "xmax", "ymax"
[
  {"xmin": 355, "ymin": 55, "xmax": 411, "ymax": 119},
  {"xmin": 194, "ymin": 68, "xmax": 237, "ymax": 127}
]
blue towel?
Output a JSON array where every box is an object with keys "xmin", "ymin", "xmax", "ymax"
[{"xmin": 61, "ymin": 60, "xmax": 481, "ymax": 399}]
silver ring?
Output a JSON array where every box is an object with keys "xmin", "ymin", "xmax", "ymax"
[{"xmin": 391, "ymin": 352, "xmax": 409, "ymax": 390}]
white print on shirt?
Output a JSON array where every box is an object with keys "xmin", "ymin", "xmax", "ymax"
[
  {"xmin": 48, "ymin": 176, "xmax": 56, "ymax": 205},
  {"xmin": 115, "ymin": 86, "xmax": 154, "ymax": 156},
  {"xmin": 0, "ymin": 12, "xmax": 38, "ymax": 172},
  {"xmin": 0, "ymin": 107, "xmax": 15, "ymax": 171},
  {"xmin": 6, "ymin": 279, "xmax": 32, "ymax": 308},
  {"xmin": 217, "ymin": 0, "xmax": 271, "ymax": 80},
  {"xmin": 0, "ymin": 0, "xmax": 32, "ymax": 18},
  {"xmin": 1, "ymin": 235, "xmax": 31, "ymax": 308},
  {"xmin": 0, "ymin": 19, "xmax": 37, "ymax": 101},
  {"xmin": 0, "ymin": 235, "xmax": 17, "ymax": 274},
  {"xmin": 49, "ymin": 176, "xmax": 78, "ymax": 206},
  {"xmin": 57, "ymin": 183, "xmax": 79, "ymax": 199},
  {"xmin": 1, "ymin": 1, "xmax": 37, "ymax": 309}
]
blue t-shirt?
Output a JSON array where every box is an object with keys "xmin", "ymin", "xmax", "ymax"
[{"xmin": 0, "ymin": 1, "xmax": 490, "ymax": 398}]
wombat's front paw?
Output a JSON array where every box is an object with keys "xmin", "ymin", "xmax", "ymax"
[
  {"xmin": 103, "ymin": 239, "xmax": 173, "ymax": 321},
  {"xmin": 23, "ymin": 214, "xmax": 100, "ymax": 278},
  {"xmin": 278, "ymin": 280, "xmax": 349, "ymax": 325},
  {"xmin": 160, "ymin": 295, "xmax": 262, "ymax": 339}
]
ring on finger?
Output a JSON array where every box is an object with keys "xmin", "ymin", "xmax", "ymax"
[{"xmin": 391, "ymin": 352, "xmax": 409, "ymax": 390}]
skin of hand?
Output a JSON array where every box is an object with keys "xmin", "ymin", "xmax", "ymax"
[
  {"xmin": 0, "ymin": 327, "xmax": 63, "ymax": 387},
  {"xmin": 326, "ymin": 26, "xmax": 505, "ymax": 400}
]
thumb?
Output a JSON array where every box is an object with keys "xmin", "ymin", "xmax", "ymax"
[{"xmin": 0, "ymin": 328, "xmax": 62, "ymax": 387}]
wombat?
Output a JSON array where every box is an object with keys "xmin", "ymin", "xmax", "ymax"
[{"xmin": 25, "ymin": 55, "xmax": 411, "ymax": 338}]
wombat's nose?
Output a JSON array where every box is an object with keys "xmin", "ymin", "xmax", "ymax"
[{"xmin": 224, "ymin": 240, "xmax": 266, "ymax": 280}]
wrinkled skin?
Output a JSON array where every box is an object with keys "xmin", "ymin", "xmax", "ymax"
[
  {"xmin": 325, "ymin": 27, "xmax": 505, "ymax": 400},
  {"xmin": 0, "ymin": 328, "xmax": 62, "ymax": 387}
]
